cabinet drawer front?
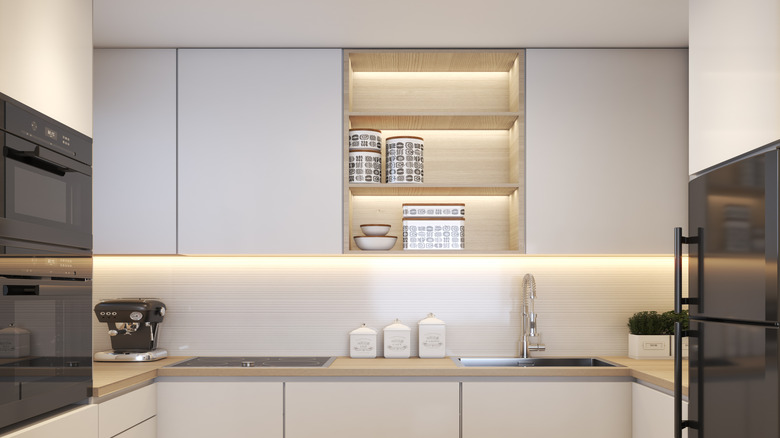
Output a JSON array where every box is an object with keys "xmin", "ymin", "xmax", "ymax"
[
  {"xmin": 3, "ymin": 405, "xmax": 97, "ymax": 438},
  {"xmin": 113, "ymin": 417, "xmax": 156, "ymax": 438},
  {"xmin": 99, "ymin": 384, "xmax": 156, "ymax": 438},
  {"xmin": 156, "ymin": 381, "xmax": 283, "ymax": 438},
  {"xmin": 286, "ymin": 381, "xmax": 460, "ymax": 438}
]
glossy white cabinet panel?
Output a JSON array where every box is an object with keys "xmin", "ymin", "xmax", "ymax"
[
  {"xmin": 0, "ymin": 0, "xmax": 92, "ymax": 136},
  {"xmin": 689, "ymin": 0, "xmax": 780, "ymax": 174},
  {"xmin": 2, "ymin": 405, "xmax": 98, "ymax": 438},
  {"xmin": 98, "ymin": 383, "xmax": 156, "ymax": 438},
  {"xmin": 286, "ymin": 382, "xmax": 459, "ymax": 438},
  {"xmin": 633, "ymin": 382, "xmax": 688, "ymax": 438},
  {"xmin": 93, "ymin": 49, "xmax": 177, "ymax": 254},
  {"xmin": 462, "ymin": 381, "xmax": 631, "ymax": 438},
  {"xmin": 177, "ymin": 49, "xmax": 343, "ymax": 254},
  {"xmin": 156, "ymin": 380, "xmax": 282, "ymax": 438},
  {"xmin": 114, "ymin": 418, "xmax": 156, "ymax": 438},
  {"xmin": 525, "ymin": 49, "xmax": 688, "ymax": 254}
]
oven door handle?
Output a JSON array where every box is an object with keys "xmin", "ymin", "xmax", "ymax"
[{"xmin": 4, "ymin": 145, "xmax": 91, "ymax": 177}]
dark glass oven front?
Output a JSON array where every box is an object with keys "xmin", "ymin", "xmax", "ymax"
[{"xmin": 0, "ymin": 256, "xmax": 92, "ymax": 430}]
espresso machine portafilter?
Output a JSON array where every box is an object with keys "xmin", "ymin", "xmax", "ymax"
[{"xmin": 94, "ymin": 299, "xmax": 168, "ymax": 362}]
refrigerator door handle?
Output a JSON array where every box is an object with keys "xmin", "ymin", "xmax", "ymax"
[
  {"xmin": 674, "ymin": 227, "xmax": 698, "ymax": 313},
  {"xmin": 674, "ymin": 322, "xmax": 696, "ymax": 437}
]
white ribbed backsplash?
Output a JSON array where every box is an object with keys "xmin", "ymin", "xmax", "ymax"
[{"xmin": 92, "ymin": 256, "xmax": 686, "ymax": 358}]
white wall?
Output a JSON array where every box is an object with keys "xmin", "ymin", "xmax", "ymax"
[
  {"xmin": 92, "ymin": 256, "xmax": 684, "ymax": 357},
  {"xmin": 689, "ymin": 0, "xmax": 780, "ymax": 174},
  {"xmin": 0, "ymin": 0, "xmax": 92, "ymax": 136},
  {"xmin": 525, "ymin": 49, "xmax": 689, "ymax": 254}
]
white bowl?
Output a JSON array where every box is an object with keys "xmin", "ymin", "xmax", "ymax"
[
  {"xmin": 354, "ymin": 236, "xmax": 397, "ymax": 251},
  {"xmin": 360, "ymin": 224, "xmax": 391, "ymax": 236}
]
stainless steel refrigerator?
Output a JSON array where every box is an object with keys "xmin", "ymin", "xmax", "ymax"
[{"xmin": 675, "ymin": 140, "xmax": 780, "ymax": 438}]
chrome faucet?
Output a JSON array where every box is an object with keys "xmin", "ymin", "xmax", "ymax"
[{"xmin": 521, "ymin": 273, "xmax": 545, "ymax": 358}]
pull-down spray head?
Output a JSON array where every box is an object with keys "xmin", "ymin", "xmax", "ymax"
[{"xmin": 520, "ymin": 273, "xmax": 545, "ymax": 357}]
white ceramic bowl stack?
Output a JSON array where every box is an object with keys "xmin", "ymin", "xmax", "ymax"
[{"xmin": 354, "ymin": 224, "xmax": 396, "ymax": 250}]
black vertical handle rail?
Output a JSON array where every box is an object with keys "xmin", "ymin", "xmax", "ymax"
[
  {"xmin": 674, "ymin": 227, "xmax": 696, "ymax": 313},
  {"xmin": 674, "ymin": 321, "xmax": 684, "ymax": 438},
  {"xmin": 674, "ymin": 227, "xmax": 697, "ymax": 438}
]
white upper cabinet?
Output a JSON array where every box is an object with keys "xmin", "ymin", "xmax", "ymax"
[
  {"xmin": 689, "ymin": 0, "xmax": 780, "ymax": 174},
  {"xmin": 525, "ymin": 49, "xmax": 688, "ymax": 254},
  {"xmin": 177, "ymin": 49, "xmax": 343, "ymax": 254},
  {"xmin": 93, "ymin": 49, "xmax": 178, "ymax": 254}
]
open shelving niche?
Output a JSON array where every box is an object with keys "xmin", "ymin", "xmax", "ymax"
[{"xmin": 343, "ymin": 49, "xmax": 525, "ymax": 254}]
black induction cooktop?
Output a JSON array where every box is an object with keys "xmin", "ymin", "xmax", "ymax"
[{"xmin": 169, "ymin": 356, "xmax": 335, "ymax": 368}]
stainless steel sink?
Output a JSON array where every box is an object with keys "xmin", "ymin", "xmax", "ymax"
[{"xmin": 455, "ymin": 357, "xmax": 621, "ymax": 367}]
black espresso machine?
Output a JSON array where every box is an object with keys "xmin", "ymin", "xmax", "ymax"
[{"xmin": 94, "ymin": 299, "xmax": 167, "ymax": 361}]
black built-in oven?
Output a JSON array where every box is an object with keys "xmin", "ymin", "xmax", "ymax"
[
  {"xmin": 0, "ymin": 92, "xmax": 91, "ymax": 255},
  {"xmin": 0, "ymin": 93, "xmax": 92, "ymax": 431}
]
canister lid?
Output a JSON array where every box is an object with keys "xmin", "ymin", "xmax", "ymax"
[
  {"xmin": 402, "ymin": 203, "xmax": 466, "ymax": 207},
  {"xmin": 385, "ymin": 136, "xmax": 424, "ymax": 141},
  {"xmin": 0, "ymin": 323, "xmax": 30, "ymax": 334},
  {"xmin": 349, "ymin": 128, "xmax": 382, "ymax": 133},
  {"xmin": 350, "ymin": 323, "xmax": 377, "ymax": 335},
  {"xmin": 384, "ymin": 319, "xmax": 410, "ymax": 331},
  {"xmin": 348, "ymin": 149, "xmax": 382, "ymax": 154},
  {"xmin": 402, "ymin": 217, "xmax": 465, "ymax": 221},
  {"xmin": 419, "ymin": 313, "xmax": 445, "ymax": 325}
]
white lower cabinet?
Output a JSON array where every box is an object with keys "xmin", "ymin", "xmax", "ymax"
[
  {"xmin": 632, "ymin": 382, "xmax": 688, "ymax": 438},
  {"xmin": 156, "ymin": 380, "xmax": 282, "ymax": 438},
  {"xmin": 98, "ymin": 383, "xmax": 157, "ymax": 438},
  {"xmin": 285, "ymin": 381, "xmax": 460, "ymax": 438},
  {"xmin": 0, "ymin": 405, "xmax": 98, "ymax": 438},
  {"xmin": 113, "ymin": 418, "xmax": 156, "ymax": 438},
  {"xmin": 462, "ymin": 380, "xmax": 631, "ymax": 438}
]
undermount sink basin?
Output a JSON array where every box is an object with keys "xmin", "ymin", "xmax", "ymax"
[{"xmin": 455, "ymin": 357, "xmax": 621, "ymax": 367}]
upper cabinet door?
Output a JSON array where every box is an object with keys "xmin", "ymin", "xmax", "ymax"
[
  {"xmin": 93, "ymin": 49, "xmax": 178, "ymax": 254},
  {"xmin": 524, "ymin": 49, "xmax": 688, "ymax": 254},
  {"xmin": 177, "ymin": 49, "xmax": 343, "ymax": 254}
]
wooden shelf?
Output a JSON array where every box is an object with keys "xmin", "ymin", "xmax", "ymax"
[
  {"xmin": 344, "ymin": 249, "xmax": 524, "ymax": 255},
  {"xmin": 348, "ymin": 113, "xmax": 520, "ymax": 130},
  {"xmin": 349, "ymin": 184, "xmax": 519, "ymax": 196},
  {"xmin": 343, "ymin": 49, "xmax": 526, "ymax": 254},
  {"xmin": 349, "ymin": 51, "xmax": 520, "ymax": 73}
]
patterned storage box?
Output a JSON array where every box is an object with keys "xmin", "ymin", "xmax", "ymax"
[
  {"xmin": 402, "ymin": 203, "xmax": 465, "ymax": 218},
  {"xmin": 403, "ymin": 217, "xmax": 465, "ymax": 250}
]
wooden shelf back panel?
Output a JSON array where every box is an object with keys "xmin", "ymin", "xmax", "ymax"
[
  {"xmin": 349, "ymin": 51, "xmax": 520, "ymax": 73},
  {"xmin": 349, "ymin": 195, "xmax": 514, "ymax": 252},
  {"xmin": 378, "ymin": 129, "xmax": 513, "ymax": 185},
  {"xmin": 348, "ymin": 114, "xmax": 519, "ymax": 130},
  {"xmin": 352, "ymin": 72, "xmax": 511, "ymax": 113}
]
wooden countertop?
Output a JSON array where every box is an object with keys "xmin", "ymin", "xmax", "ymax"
[{"xmin": 92, "ymin": 356, "xmax": 688, "ymax": 398}]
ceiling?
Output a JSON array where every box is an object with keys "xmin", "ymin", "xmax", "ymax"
[{"xmin": 92, "ymin": 0, "xmax": 688, "ymax": 48}]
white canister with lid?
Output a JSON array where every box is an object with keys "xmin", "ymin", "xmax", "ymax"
[
  {"xmin": 383, "ymin": 319, "xmax": 411, "ymax": 358},
  {"xmin": 418, "ymin": 313, "xmax": 446, "ymax": 358},
  {"xmin": 349, "ymin": 324, "xmax": 377, "ymax": 358},
  {"xmin": 0, "ymin": 323, "xmax": 30, "ymax": 358}
]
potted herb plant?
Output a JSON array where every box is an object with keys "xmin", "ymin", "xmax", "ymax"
[{"xmin": 627, "ymin": 311, "xmax": 671, "ymax": 359}]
